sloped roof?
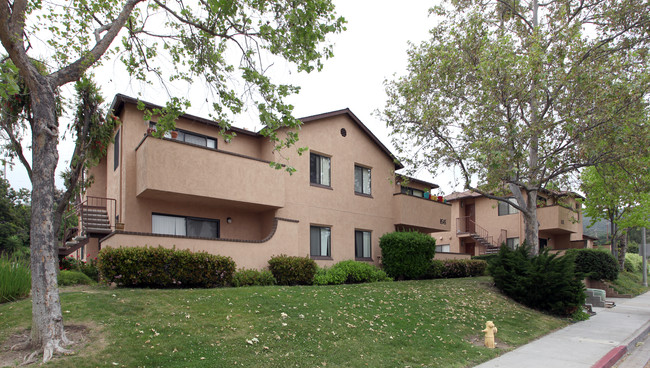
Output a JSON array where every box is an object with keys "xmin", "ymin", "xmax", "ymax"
[{"xmin": 109, "ymin": 95, "xmax": 403, "ymax": 169}]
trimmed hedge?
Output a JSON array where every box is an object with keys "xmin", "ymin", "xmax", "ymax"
[
  {"xmin": 379, "ymin": 231, "xmax": 436, "ymax": 280},
  {"xmin": 58, "ymin": 270, "xmax": 94, "ymax": 286},
  {"xmin": 60, "ymin": 256, "xmax": 99, "ymax": 281},
  {"xmin": 313, "ymin": 260, "xmax": 391, "ymax": 285},
  {"xmin": 98, "ymin": 246, "xmax": 236, "ymax": 288},
  {"xmin": 565, "ymin": 248, "xmax": 618, "ymax": 281},
  {"xmin": 268, "ymin": 255, "xmax": 317, "ymax": 285},
  {"xmin": 489, "ymin": 244, "xmax": 585, "ymax": 316},
  {"xmin": 232, "ymin": 269, "xmax": 276, "ymax": 287},
  {"xmin": 427, "ymin": 259, "xmax": 487, "ymax": 279}
]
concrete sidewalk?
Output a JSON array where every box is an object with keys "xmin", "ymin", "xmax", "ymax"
[{"xmin": 474, "ymin": 292, "xmax": 650, "ymax": 368}]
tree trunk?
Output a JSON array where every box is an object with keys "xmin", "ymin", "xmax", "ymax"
[
  {"xmin": 29, "ymin": 80, "xmax": 70, "ymax": 361},
  {"xmin": 618, "ymin": 231, "xmax": 628, "ymax": 271},
  {"xmin": 523, "ymin": 189, "xmax": 540, "ymax": 255}
]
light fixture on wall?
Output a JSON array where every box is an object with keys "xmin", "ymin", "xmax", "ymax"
[{"xmin": 226, "ymin": 217, "xmax": 232, "ymax": 224}]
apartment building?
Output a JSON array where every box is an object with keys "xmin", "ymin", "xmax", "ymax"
[
  {"xmin": 60, "ymin": 94, "xmax": 451, "ymax": 269},
  {"xmin": 434, "ymin": 190, "xmax": 594, "ymax": 256}
]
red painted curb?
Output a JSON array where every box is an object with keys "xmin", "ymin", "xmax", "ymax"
[{"xmin": 592, "ymin": 346, "xmax": 627, "ymax": 368}]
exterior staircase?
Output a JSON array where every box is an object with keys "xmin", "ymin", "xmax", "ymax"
[
  {"xmin": 457, "ymin": 216, "xmax": 500, "ymax": 254},
  {"xmin": 59, "ymin": 197, "xmax": 115, "ymax": 258}
]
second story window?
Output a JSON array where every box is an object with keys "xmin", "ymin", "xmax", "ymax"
[
  {"xmin": 498, "ymin": 198, "xmax": 519, "ymax": 216},
  {"xmin": 310, "ymin": 153, "xmax": 331, "ymax": 187},
  {"xmin": 152, "ymin": 213, "xmax": 219, "ymax": 238},
  {"xmin": 354, "ymin": 165, "xmax": 371, "ymax": 195},
  {"xmin": 150, "ymin": 122, "xmax": 216, "ymax": 149},
  {"xmin": 401, "ymin": 186, "xmax": 424, "ymax": 198}
]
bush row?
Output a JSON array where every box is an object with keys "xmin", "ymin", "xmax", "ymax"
[
  {"xmin": 98, "ymin": 246, "xmax": 236, "ymax": 288},
  {"xmin": 428, "ymin": 259, "xmax": 487, "ymax": 279},
  {"xmin": 314, "ymin": 260, "xmax": 391, "ymax": 285}
]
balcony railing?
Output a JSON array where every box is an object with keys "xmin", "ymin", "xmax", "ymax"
[
  {"xmin": 135, "ymin": 136, "xmax": 285, "ymax": 209},
  {"xmin": 393, "ymin": 193, "xmax": 450, "ymax": 232},
  {"xmin": 457, "ymin": 216, "xmax": 498, "ymax": 249}
]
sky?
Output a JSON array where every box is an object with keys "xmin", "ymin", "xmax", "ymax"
[{"xmin": 4, "ymin": 0, "xmax": 464, "ymax": 195}]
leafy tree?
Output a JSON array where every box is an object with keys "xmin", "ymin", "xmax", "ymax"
[
  {"xmin": 0, "ymin": 0, "xmax": 344, "ymax": 362},
  {"xmin": 581, "ymin": 161, "xmax": 650, "ymax": 270},
  {"xmin": 383, "ymin": 0, "xmax": 650, "ymax": 255},
  {"xmin": 0, "ymin": 172, "xmax": 30, "ymax": 254}
]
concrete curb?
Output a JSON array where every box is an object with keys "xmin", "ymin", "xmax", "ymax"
[{"xmin": 592, "ymin": 319, "xmax": 650, "ymax": 368}]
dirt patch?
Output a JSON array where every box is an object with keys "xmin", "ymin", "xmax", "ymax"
[
  {"xmin": 466, "ymin": 334, "xmax": 512, "ymax": 350},
  {"xmin": 0, "ymin": 323, "xmax": 104, "ymax": 367}
]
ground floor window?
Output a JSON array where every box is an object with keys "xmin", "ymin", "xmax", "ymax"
[
  {"xmin": 506, "ymin": 237, "xmax": 520, "ymax": 249},
  {"xmin": 436, "ymin": 244, "xmax": 450, "ymax": 253},
  {"xmin": 355, "ymin": 230, "xmax": 371, "ymax": 259},
  {"xmin": 310, "ymin": 225, "xmax": 331, "ymax": 257},
  {"xmin": 152, "ymin": 214, "xmax": 219, "ymax": 238}
]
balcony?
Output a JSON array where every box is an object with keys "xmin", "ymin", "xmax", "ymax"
[
  {"xmin": 538, "ymin": 205, "xmax": 580, "ymax": 233},
  {"xmin": 393, "ymin": 193, "xmax": 451, "ymax": 233},
  {"xmin": 135, "ymin": 137, "xmax": 285, "ymax": 210}
]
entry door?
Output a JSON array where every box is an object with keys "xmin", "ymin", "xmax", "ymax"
[
  {"xmin": 466, "ymin": 203, "xmax": 476, "ymax": 233},
  {"xmin": 465, "ymin": 242, "xmax": 476, "ymax": 256},
  {"xmin": 539, "ymin": 238, "xmax": 548, "ymax": 250}
]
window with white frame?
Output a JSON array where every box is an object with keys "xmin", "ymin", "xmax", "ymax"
[
  {"xmin": 401, "ymin": 186, "xmax": 424, "ymax": 198},
  {"xmin": 152, "ymin": 214, "xmax": 219, "ymax": 238},
  {"xmin": 310, "ymin": 225, "xmax": 331, "ymax": 257},
  {"xmin": 506, "ymin": 237, "xmax": 520, "ymax": 249},
  {"xmin": 436, "ymin": 244, "xmax": 450, "ymax": 253},
  {"xmin": 355, "ymin": 230, "xmax": 371, "ymax": 259},
  {"xmin": 354, "ymin": 165, "xmax": 371, "ymax": 195},
  {"xmin": 498, "ymin": 198, "xmax": 519, "ymax": 216},
  {"xmin": 310, "ymin": 153, "xmax": 331, "ymax": 187}
]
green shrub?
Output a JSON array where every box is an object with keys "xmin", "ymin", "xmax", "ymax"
[
  {"xmin": 267, "ymin": 255, "xmax": 317, "ymax": 286},
  {"xmin": 379, "ymin": 231, "xmax": 436, "ymax": 280},
  {"xmin": 98, "ymin": 246, "xmax": 236, "ymax": 288},
  {"xmin": 428, "ymin": 259, "xmax": 487, "ymax": 279},
  {"xmin": 314, "ymin": 260, "xmax": 391, "ymax": 285},
  {"xmin": 0, "ymin": 253, "xmax": 30, "ymax": 303},
  {"xmin": 471, "ymin": 254, "xmax": 499, "ymax": 268},
  {"xmin": 489, "ymin": 244, "xmax": 585, "ymax": 316},
  {"xmin": 566, "ymin": 248, "xmax": 618, "ymax": 281},
  {"xmin": 59, "ymin": 256, "xmax": 100, "ymax": 281},
  {"xmin": 58, "ymin": 270, "xmax": 94, "ymax": 286},
  {"xmin": 624, "ymin": 253, "xmax": 643, "ymax": 273},
  {"xmin": 232, "ymin": 269, "xmax": 276, "ymax": 287}
]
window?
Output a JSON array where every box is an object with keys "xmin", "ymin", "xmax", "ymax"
[
  {"xmin": 310, "ymin": 153, "xmax": 331, "ymax": 187},
  {"xmin": 152, "ymin": 214, "xmax": 219, "ymax": 238},
  {"xmin": 355, "ymin": 230, "xmax": 371, "ymax": 259},
  {"xmin": 401, "ymin": 186, "xmax": 424, "ymax": 198},
  {"xmin": 113, "ymin": 130, "xmax": 120, "ymax": 171},
  {"xmin": 498, "ymin": 198, "xmax": 519, "ymax": 216},
  {"xmin": 354, "ymin": 165, "xmax": 371, "ymax": 195},
  {"xmin": 506, "ymin": 237, "xmax": 520, "ymax": 249},
  {"xmin": 310, "ymin": 226, "xmax": 331, "ymax": 257},
  {"xmin": 436, "ymin": 244, "xmax": 450, "ymax": 253},
  {"xmin": 149, "ymin": 122, "xmax": 216, "ymax": 149}
]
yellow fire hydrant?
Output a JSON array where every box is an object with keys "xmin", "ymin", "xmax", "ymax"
[{"xmin": 482, "ymin": 321, "xmax": 497, "ymax": 348}]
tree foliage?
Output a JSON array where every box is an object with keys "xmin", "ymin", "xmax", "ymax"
[
  {"xmin": 0, "ymin": 0, "xmax": 344, "ymax": 361},
  {"xmin": 0, "ymin": 173, "xmax": 30, "ymax": 255},
  {"xmin": 383, "ymin": 0, "xmax": 650, "ymax": 253}
]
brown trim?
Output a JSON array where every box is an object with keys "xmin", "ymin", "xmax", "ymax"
[
  {"xmin": 398, "ymin": 175, "xmax": 440, "ymax": 189},
  {"xmin": 300, "ymin": 108, "xmax": 403, "ymax": 170},
  {"xmin": 354, "ymin": 192, "xmax": 373, "ymax": 198},
  {"xmin": 310, "ymin": 256, "xmax": 333, "ymax": 261},
  {"xmin": 109, "ymin": 94, "xmax": 259, "ymax": 137},
  {"xmin": 310, "ymin": 183, "xmax": 333, "ymax": 190},
  {"xmin": 100, "ymin": 217, "xmax": 299, "ymax": 245}
]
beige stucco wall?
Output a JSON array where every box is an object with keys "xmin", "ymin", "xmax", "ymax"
[
  {"xmin": 101, "ymin": 218, "xmax": 300, "ymax": 270},
  {"xmin": 438, "ymin": 193, "xmax": 584, "ymax": 255},
  {"xmin": 87, "ymin": 101, "xmax": 451, "ymax": 269}
]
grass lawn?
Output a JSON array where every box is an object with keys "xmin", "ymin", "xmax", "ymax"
[
  {"xmin": 0, "ymin": 277, "xmax": 567, "ymax": 368},
  {"xmin": 610, "ymin": 271, "xmax": 650, "ymax": 296}
]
